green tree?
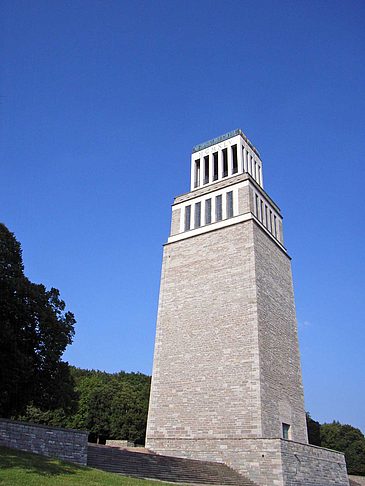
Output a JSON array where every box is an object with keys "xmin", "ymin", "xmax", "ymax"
[
  {"xmin": 321, "ymin": 421, "xmax": 365, "ymax": 475},
  {"xmin": 0, "ymin": 223, "xmax": 76, "ymax": 417},
  {"xmin": 68, "ymin": 368, "xmax": 150, "ymax": 443},
  {"xmin": 306, "ymin": 412, "xmax": 321, "ymax": 446}
]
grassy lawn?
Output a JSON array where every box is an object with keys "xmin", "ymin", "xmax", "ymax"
[{"xmin": 0, "ymin": 446, "xmax": 176, "ymax": 486}]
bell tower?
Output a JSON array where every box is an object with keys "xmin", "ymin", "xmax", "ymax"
[{"xmin": 146, "ymin": 130, "xmax": 348, "ymax": 486}]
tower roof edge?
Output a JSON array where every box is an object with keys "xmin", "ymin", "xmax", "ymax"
[{"xmin": 192, "ymin": 128, "xmax": 261, "ymax": 158}]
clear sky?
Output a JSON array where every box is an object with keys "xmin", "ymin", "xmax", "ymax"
[{"xmin": 1, "ymin": 1, "xmax": 364, "ymax": 433}]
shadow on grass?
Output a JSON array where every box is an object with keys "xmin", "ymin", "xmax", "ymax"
[{"xmin": 0, "ymin": 446, "xmax": 84, "ymax": 476}]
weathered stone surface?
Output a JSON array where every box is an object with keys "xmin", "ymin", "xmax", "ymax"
[
  {"xmin": 147, "ymin": 437, "xmax": 349, "ymax": 486},
  {"xmin": 170, "ymin": 208, "xmax": 181, "ymax": 236},
  {"xmin": 349, "ymin": 476, "xmax": 365, "ymax": 486},
  {"xmin": 253, "ymin": 223, "xmax": 308, "ymax": 443},
  {"xmin": 105, "ymin": 439, "xmax": 134, "ymax": 448},
  {"xmin": 146, "ymin": 131, "xmax": 349, "ymax": 486},
  {"xmin": 146, "ymin": 219, "xmax": 349, "ymax": 486},
  {"xmin": 0, "ymin": 418, "xmax": 88, "ymax": 465},
  {"xmin": 147, "ymin": 221, "xmax": 261, "ymax": 441},
  {"xmin": 147, "ymin": 219, "xmax": 306, "ymax": 443}
]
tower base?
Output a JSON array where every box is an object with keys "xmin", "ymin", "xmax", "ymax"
[{"xmin": 147, "ymin": 438, "xmax": 349, "ymax": 486}]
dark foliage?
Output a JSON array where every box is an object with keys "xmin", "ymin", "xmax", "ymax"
[
  {"xmin": 18, "ymin": 367, "xmax": 151, "ymax": 445},
  {"xmin": 0, "ymin": 223, "xmax": 76, "ymax": 417},
  {"xmin": 307, "ymin": 413, "xmax": 365, "ymax": 476},
  {"xmin": 69, "ymin": 368, "xmax": 151, "ymax": 444},
  {"xmin": 320, "ymin": 421, "xmax": 365, "ymax": 476},
  {"xmin": 306, "ymin": 412, "xmax": 321, "ymax": 446}
]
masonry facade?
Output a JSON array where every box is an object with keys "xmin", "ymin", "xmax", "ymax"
[{"xmin": 146, "ymin": 129, "xmax": 349, "ymax": 486}]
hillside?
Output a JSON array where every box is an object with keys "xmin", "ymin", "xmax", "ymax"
[{"xmin": 0, "ymin": 446, "xmax": 175, "ymax": 486}]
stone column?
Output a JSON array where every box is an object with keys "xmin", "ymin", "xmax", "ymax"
[
  {"xmin": 218, "ymin": 149, "xmax": 223, "ymax": 181},
  {"xmin": 190, "ymin": 156, "xmax": 195, "ymax": 190},
  {"xmin": 238, "ymin": 141, "xmax": 244, "ymax": 174},
  {"xmin": 228, "ymin": 145, "xmax": 233, "ymax": 177},
  {"xmin": 243, "ymin": 148, "xmax": 248, "ymax": 173},
  {"xmin": 209, "ymin": 153, "xmax": 213, "ymax": 183}
]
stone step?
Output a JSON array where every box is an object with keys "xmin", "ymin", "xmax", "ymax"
[{"xmin": 87, "ymin": 444, "xmax": 258, "ymax": 486}]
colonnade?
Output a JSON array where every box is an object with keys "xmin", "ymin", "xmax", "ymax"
[{"xmin": 191, "ymin": 141, "xmax": 263, "ymax": 190}]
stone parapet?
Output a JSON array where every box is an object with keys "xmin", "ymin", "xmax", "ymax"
[
  {"xmin": 281, "ymin": 440, "xmax": 349, "ymax": 486},
  {"xmin": 0, "ymin": 418, "xmax": 88, "ymax": 465},
  {"xmin": 349, "ymin": 476, "xmax": 365, "ymax": 486},
  {"xmin": 147, "ymin": 438, "xmax": 349, "ymax": 486}
]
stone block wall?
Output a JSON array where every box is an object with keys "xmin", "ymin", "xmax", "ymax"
[
  {"xmin": 0, "ymin": 418, "xmax": 88, "ymax": 465},
  {"xmin": 146, "ymin": 221, "xmax": 263, "ymax": 442},
  {"xmin": 147, "ymin": 218, "xmax": 307, "ymax": 444},
  {"xmin": 105, "ymin": 439, "xmax": 135, "ymax": 448},
  {"xmin": 147, "ymin": 437, "xmax": 349, "ymax": 486},
  {"xmin": 349, "ymin": 476, "xmax": 365, "ymax": 486},
  {"xmin": 281, "ymin": 440, "xmax": 349, "ymax": 486},
  {"xmin": 253, "ymin": 223, "xmax": 308, "ymax": 443},
  {"xmin": 170, "ymin": 208, "xmax": 181, "ymax": 236}
]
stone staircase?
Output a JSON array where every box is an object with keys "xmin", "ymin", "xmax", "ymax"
[{"xmin": 87, "ymin": 443, "xmax": 258, "ymax": 486}]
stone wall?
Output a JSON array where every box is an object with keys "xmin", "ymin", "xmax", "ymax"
[
  {"xmin": 147, "ymin": 437, "xmax": 349, "ymax": 486},
  {"xmin": 0, "ymin": 418, "xmax": 88, "ymax": 465},
  {"xmin": 170, "ymin": 208, "xmax": 181, "ymax": 236},
  {"xmin": 147, "ymin": 218, "xmax": 307, "ymax": 443},
  {"xmin": 146, "ymin": 221, "xmax": 263, "ymax": 442},
  {"xmin": 281, "ymin": 440, "xmax": 349, "ymax": 486},
  {"xmin": 105, "ymin": 439, "xmax": 135, "ymax": 448},
  {"xmin": 253, "ymin": 222, "xmax": 308, "ymax": 443},
  {"xmin": 349, "ymin": 476, "xmax": 365, "ymax": 486}
]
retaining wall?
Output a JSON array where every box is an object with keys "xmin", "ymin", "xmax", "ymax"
[
  {"xmin": 148, "ymin": 437, "xmax": 349, "ymax": 486},
  {"xmin": 0, "ymin": 418, "xmax": 88, "ymax": 465}
]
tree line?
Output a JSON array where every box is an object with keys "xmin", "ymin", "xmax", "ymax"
[
  {"xmin": 0, "ymin": 223, "xmax": 150, "ymax": 444},
  {"xmin": 0, "ymin": 223, "xmax": 364, "ymax": 473},
  {"xmin": 306, "ymin": 415, "xmax": 365, "ymax": 475},
  {"xmin": 18, "ymin": 367, "xmax": 151, "ymax": 445}
]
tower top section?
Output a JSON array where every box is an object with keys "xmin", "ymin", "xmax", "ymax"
[
  {"xmin": 169, "ymin": 129, "xmax": 284, "ymax": 249},
  {"xmin": 192, "ymin": 128, "xmax": 260, "ymax": 157},
  {"xmin": 190, "ymin": 129, "xmax": 263, "ymax": 192}
]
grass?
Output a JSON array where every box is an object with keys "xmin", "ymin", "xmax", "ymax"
[{"xmin": 0, "ymin": 446, "xmax": 176, "ymax": 486}]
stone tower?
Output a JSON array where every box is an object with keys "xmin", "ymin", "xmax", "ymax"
[{"xmin": 146, "ymin": 130, "xmax": 348, "ymax": 486}]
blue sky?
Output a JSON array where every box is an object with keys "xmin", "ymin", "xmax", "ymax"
[{"xmin": 1, "ymin": 1, "xmax": 364, "ymax": 433}]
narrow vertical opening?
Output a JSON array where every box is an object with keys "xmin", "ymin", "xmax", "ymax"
[
  {"xmin": 258, "ymin": 165, "xmax": 261, "ymax": 185},
  {"xmin": 184, "ymin": 205, "xmax": 191, "ymax": 231},
  {"xmin": 215, "ymin": 195, "xmax": 222, "ymax": 221},
  {"xmin": 282, "ymin": 423, "xmax": 291, "ymax": 440},
  {"xmin": 274, "ymin": 215, "xmax": 277, "ymax": 237},
  {"xmin": 222, "ymin": 149, "xmax": 228, "ymax": 178},
  {"xmin": 260, "ymin": 200, "xmax": 264, "ymax": 223},
  {"xmin": 232, "ymin": 145, "xmax": 238, "ymax": 174},
  {"xmin": 194, "ymin": 159, "xmax": 200, "ymax": 188},
  {"xmin": 204, "ymin": 156, "xmax": 209, "ymax": 184},
  {"xmin": 205, "ymin": 199, "xmax": 212, "ymax": 224},
  {"xmin": 255, "ymin": 194, "xmax": 259, "ymax": 218},
  {"xmin": 194, "ymin": 202, "xmax": 201, "ymax": 228},
  {"xmin": 226, "ymin": 191, "xmax": 233, "ymax": 218},
  {"xmin": 213, "ymin": 152, "xmax": 218, "ymax": 180},
  {"xmin": 269, "ymin": 209, "xmax": 273, "ymax": 233},
  {"xmin": 265, "ymin": 205, "xmax": 268, "ymax": 228}
]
